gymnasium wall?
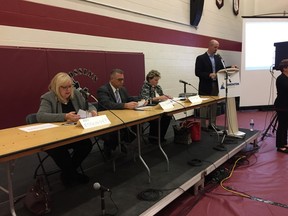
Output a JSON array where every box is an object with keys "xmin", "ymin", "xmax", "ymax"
[{"xmin": 0, "ymin": 46, "xmax": 144, "ymax": 128}]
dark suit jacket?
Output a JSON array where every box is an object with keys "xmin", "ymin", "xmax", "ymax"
[
  {"xmin": 97, "ymin": 83, "xmax": 140, "ymax": 111},
  {"xmin": 195, "ymin": 52, "xmax": 224, "ymax": 96}
]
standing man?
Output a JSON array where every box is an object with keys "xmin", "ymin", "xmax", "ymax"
[
  {"xmin": 195, "ymin": 39, "xmax": 224, "ymax": 130},
  {"xmin": 97, "ymin": 68, "xmax": 142, "ymax": 158}
]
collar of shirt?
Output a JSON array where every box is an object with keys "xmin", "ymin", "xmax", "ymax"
[{"xmin": 109, "ymin": 83, "xmax": 117, "ymax": 93}]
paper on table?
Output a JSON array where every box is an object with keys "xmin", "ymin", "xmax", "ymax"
[{"xmin": 19, "ymin": 123, "xmax": 59, "ymax": 132}]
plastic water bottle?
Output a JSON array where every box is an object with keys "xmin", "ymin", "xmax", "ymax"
[{"xmin": 250, "ymin": 119, "xmax": 254, "ymax": 131}]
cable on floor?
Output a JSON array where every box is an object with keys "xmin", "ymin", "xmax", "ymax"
[
  {"xmin": 137, "ymin": 189, "xmax": 163, "ymax": 201},
  {"xmin": 137, "ymin": 186, "xmax": 184, "ymax": 202}
]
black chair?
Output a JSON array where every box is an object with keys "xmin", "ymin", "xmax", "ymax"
[
  {"xmin": 26, "ymin": 113, "xmax": 59, "ymax": 189},
  {"xmin": 26, "ymin": 113, "xmax": 86, "ymax": 189}
]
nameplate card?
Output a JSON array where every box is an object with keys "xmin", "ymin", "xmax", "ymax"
[
  {"xmin": 188, "ymin": 95, "xmax": 203, "ymax": 104},
  {"xmin": 78, "ymin": 115, "xmax": 111, "ymax": 129},
  {"xmin": 159, "ymin": 100, "xmax": 174, "ymax": 110}
]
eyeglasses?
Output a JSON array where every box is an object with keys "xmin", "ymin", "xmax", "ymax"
[
  {"xmin": 60, "ymin": 85, "xmax": 73, "ymax": 90},
  {"xmin": 116, "ymin": 78, "xmax": 124, "ymax": 81}
]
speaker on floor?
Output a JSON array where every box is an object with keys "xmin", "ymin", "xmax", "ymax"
[{"xmin": 190, "ymin": 0, "xmax": 204, "ymax": 27}]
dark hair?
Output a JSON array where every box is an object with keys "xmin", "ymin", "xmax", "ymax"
[
  {"xmin": 279, "ymin": 59, "xmax": 288, "ymax": 72},
  {"xmin": 110, "ymin": 68, "xmax": 124, "ymax": 79}
]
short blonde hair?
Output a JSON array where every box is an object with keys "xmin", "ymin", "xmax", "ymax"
[
  {"xmin": 49, "ymin": 72, "xmax": 74, "ymax": 103},
  {"xmin": 146, "ymin": 70, "xmax": 161, "ymax": 82}
]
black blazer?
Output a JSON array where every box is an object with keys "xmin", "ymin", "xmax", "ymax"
[
  {"xmin": 97, "ymin": 83, "xmax": 140, "ymax": 111},
  {"xmin": 195, "ymin": 52, "xmax": 224, "ymax": 95}
]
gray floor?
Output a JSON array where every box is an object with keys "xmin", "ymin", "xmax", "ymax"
[{"xmin": 0, "ymin": 123, "xmax": 258, "ymax": 216}]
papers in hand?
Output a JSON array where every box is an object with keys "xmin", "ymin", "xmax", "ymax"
[
  {"xmin": 77, "ymin": 109, "xmax": 92, "ymax": 119},
  {"xmin": 137, "ymin": 100, "xmax": 146, "ymax": 107}
]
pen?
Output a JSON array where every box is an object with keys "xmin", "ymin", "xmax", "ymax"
[{"xmin": 62, "ymin": 122, "xmax": 77, "ymax": 125}]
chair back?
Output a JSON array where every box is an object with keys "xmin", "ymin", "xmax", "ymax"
[{"xmin": 26, "ymin": 113, "xmax": 38, "ymax": 124}]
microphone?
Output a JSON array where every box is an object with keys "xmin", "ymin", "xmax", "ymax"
[
  {"xmin": 179, "ymin": 80, "xmax": 199, "ymax": 92},
  {"xmin": 79, "ymin": 88, "xmax": 91, "ymax": 96},
  {"xmin": 77, "ymin": 87, "xmax": 98, "ymax": 103},
  {"xmin": 216, "ymin": 53, "xmax": 226, "ymax": 68},
  {"xmin": 93, "ymin": 182, "xmax": 110, "ymax": 216},
  {"xmin": 179, "ymin": 80, "xmax": 189, "ymax": 85},
  {"xmin": 93, "ymin": 182, "xmax": 110, "ymax": 192},
  {"xmin": 216, "ymin": 53, "xmax": 222, "ymax": 59}
]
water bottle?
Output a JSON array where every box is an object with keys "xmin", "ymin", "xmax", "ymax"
[{"xmin": 250, "ymin": 119, "xmax": 254, "ymax": 131}]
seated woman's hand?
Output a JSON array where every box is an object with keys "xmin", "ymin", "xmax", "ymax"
[
  {"xmin": 90, "ymin": 110, "xmax": 98, "ymax": 117},
  {"xmin": 65, "ymin": 112, "xmax": 80, "ymax": 122}
]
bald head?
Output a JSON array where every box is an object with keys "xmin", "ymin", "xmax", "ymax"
[{"xmin": 208, "ymin": 39, "xmax": 219, "ymax": 55}]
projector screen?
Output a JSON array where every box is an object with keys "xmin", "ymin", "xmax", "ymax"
[{"xmin": 240, "ymin": 17, "xmax": 288, "ymax": 107}]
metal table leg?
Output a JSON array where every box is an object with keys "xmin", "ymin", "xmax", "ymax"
[
  {"xmin": 7, "ymin": 160, "xmax": 17, "ymax": 216},
  {"xmin": 157, "ymin": 117, "xmax": 169, "ymax": 171},
  {"xmin": 136, "ymin": 124, "xmax": 151, "ymax": 183}
]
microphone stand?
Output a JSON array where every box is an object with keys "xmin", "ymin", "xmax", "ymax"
[
  {"xmin": 98, "ymin": 189, "xmax": 113, "ymax": 216},
  {"xmin": 183, "ymin": 83, "xmax": 187, "ymax": 97},
  {"xmin": 213, "ymin": 60, "xmax": 229, "ymax": 151},
  {"xmin": 100, "ymin": 190, "xmax": 106, "ymax": 216},
  {"xmin": 81, "ymin": 91, "xmax": 89, "ymax": 118},
  {"xmin": 179, "ymin": 81, "xmax": 197, "ymax": 98}
]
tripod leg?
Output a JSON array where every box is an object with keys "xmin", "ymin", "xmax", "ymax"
[{"xmin": 261, "ymin": 113, "xmax": 277, "ymax": 141}]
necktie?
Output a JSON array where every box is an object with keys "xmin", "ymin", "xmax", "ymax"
[{"xmin": 115, "ymin": 89, "xmax": 121, "ymax": 103}]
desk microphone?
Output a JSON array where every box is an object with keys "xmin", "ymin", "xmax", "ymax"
[
  {"xmin": 179, "ymin": 80, "xmax": 199, "ymax": 93},
  {"xmin": 79, "ymin": 88, "xmax": 90, "ymax": 96},
  {"xmin": 74, "ymin": 82, "xmax": 99, "ymax": 103},
  {"xmin": 179, "ymin": 80, "xmax": 189, "ymax": 85}
]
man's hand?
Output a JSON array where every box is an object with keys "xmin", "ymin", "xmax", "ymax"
[
  {"xmin": 209, "ymin": 72, "xmax": 217, "ymax": 80},
  {"xmin": 124, "ymin": 102, "xmax": 138, "ymax": 109}
]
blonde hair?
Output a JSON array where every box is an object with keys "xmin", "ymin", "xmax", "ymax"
[
  {"xmin": 48, "ymin": 72, "xmax": 74, "ymax": 103},
  {"xmin": 146, "ymin": 70, "xmax": 161, "ymax": 82}
]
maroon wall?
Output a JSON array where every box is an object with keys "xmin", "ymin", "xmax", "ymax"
[{"xmin": 0, "ymin": 46, "xmax": 144, "ymax": 129}]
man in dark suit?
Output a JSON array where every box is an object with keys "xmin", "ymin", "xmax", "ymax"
[
  {"xmin": 195, "ymin": 39, "xmax": 224, "ymax": 130},
  {"xmin": 97, "ymin": 68, "xmax": 141, "ymax": 158}
]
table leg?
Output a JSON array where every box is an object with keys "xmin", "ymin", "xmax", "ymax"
[
  {"xmin": 136, "ymin": 124, "xmax": 151, "ymax": 183},
  {"xmin": 7, "ymin": 160, "xmax": 17, "ymax": 216},
  {"xmin": 157, "ymin": 117, "xmax": 169, "ymax": 171}
]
